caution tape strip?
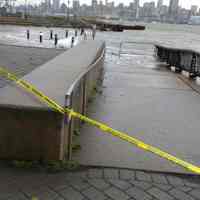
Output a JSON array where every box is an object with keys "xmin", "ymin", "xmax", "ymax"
[{"xmin": 0, "ymin": 67, "xmax": 200, "ymax": 174}]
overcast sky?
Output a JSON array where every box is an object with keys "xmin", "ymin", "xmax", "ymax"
[{"xmin": 17, "ymin": 0, "xmax": 200, "ymax": 9}]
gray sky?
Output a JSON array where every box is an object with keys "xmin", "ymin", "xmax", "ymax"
[{"xmin": 17, "ymin": 0, "xmax": 200, "ymax": 9}]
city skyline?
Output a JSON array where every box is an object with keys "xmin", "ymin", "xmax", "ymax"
[{"xmin": 15, "ymin": 0, "xmax": 200, "ymax": 9}]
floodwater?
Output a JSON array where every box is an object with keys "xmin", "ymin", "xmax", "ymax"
[
  {"xmin": 0, "ymin": 25, "xmax": 84, "ymax": 48},
  {"xmin": 1, "ymin": 24, "xmax": 200, "ymax": 173},
  {"xmin": 1, "ymin": 23, "xmax": 200, "ymax": 51}
]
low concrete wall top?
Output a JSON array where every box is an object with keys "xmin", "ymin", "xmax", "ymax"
[{"xmin": 0, "ymin": 40, "xmax": 105, "ymax": 110}]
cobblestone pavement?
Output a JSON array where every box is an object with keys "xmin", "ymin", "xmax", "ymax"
[{"xmin": 0, "ymin": 165, "xmax": 199, "ymax": 200}]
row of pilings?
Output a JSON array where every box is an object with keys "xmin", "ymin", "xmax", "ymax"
[{"xmin": 155, "ymin": 45, "xmax": 200, "ymax": 78}]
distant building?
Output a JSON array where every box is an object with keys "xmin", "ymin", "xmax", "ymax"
[
  {"xmin": 190, "ymin": 5, "xmax": 198, "ymax": 16},
  {"xmin": 91, "ymin": 0, "xmax": 98, "ymax": 15},
  {"xmin": 168, "ymin": 0, "xmax": 179, "ymax": 16},
  {"xmin": 188, "ymin": 16, "xmax": 200, "ymax": 25},
  {"xmin": 168, "ymin": 0, "xmax": 179, "ymax": 22},
  {"xmin": 177, "ymin": 8, "xmax": 190, "ymax": 24},
  {"xmin": 141, "ymin": 1, "xmax": 156, "ymax": 22},
  {"xmin": 53, "ymin": 0, "xmax": 60, "ymax": 12},
  {"xmin": 157, "ymin": 0, "xmax": 163, "ymax": 10},
  {"xmin": 99, "ymin": 0, "xmax": 103, "ymax": 16},
  {"xmin": 134, "ymin": 0, "xmax": 140, "ymax": 20},
  {"xmin": 45, "ymin": 0, "xmax": 51, "ymax": 14},
  {"xmin": 73, "ymin": 0, "xmax": 80, "ymax": 16},
  {"xmin": 156, "ymin": 0, "xmax": 163, "ymax": 20}
]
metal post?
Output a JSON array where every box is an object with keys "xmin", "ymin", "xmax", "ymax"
[
  {"xmin": 24, "ymin": 0, "xmax": 27, "ymax": 19},
  {"xmin": 190, "ymin": 53, "xmax": 197, "ymax": 79},
  {"xmin": 119, "ymin": 42, "xmax": 122, "ymax": 58},
  {"xmin": 65, "ymin": 94, "xmax": 73, "ymax": 161},
  {"xmin": 50, "ymin": 30, "xmax": 53, "ymax": 40},
  {"xmin": 71, "ymin": 36, "xmax": 74, "ymax": 48},
  {"xmin": 82, "ymin": 77, "xmax": 87, "ymax": 118},
  {"xmin": 67, "ymin": 0, "xmax": 70, "ymax": 22},
  {"xmin": 26, "ymin": 29, "xmax": 30, "ymax": 40},
  {"xmin": 54, "ymin": 34, "xmax": 58, "ymax": 47}
]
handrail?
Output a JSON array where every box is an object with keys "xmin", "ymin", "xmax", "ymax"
[{"xmin": 66, "ymin": 44, "xmax": 105, "ymax": 97}]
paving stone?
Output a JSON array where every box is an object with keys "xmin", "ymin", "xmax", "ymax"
[
  {"xmin": 88, "ymin": 169, "xmax": 104, "ymax": 179},
  {"xmin": 49, "ymin": 183, "xmax": 68, "ymax": 192},
  {"xmin": 136, "ymin": 171, "xmax": 152, "ymax": 182},
  {"xmin": 32, "ymin": 191, "xmax": 59, "ymax": 200},
  {"xmin": 69, "ymin": 179, "xmax": 90, "ymax": 191},
  {"xmin": 177, "ymin": 186, "xmax": 192, "ymax": 192},
  {"xmin": 108, "ymin": 179, "xmax": 132, "ymax": 190},
  {"xmin": 1, "ymin": 166, "xmax": 200, "ymax": 200},
  {"xmin": 126, "ymin": 186, "xmax": 152, "ymax": 200},
  {"xmin": 54, "ymin": 198, "xmax": 65, "ymax": 200},
  {"xmin": 190, "ymin": 188, "xmax": 200, "ymax": 199},
  {"xmin": 184, "ymin": 178, "xmax": 200, "ymax": 188},
  {"xmin": 82, "ymin": 187, "xmax": 107, "ymax": 200},
  {"xmin": 104, "ymin": 169, "xmax": 119, "ymax": 179},
  {"xmin": 7, "ymin": 192, "xmax": 28, "ymax": 200},
  {"xmin": 58, "ymin": 186, "xmax": 84, "ymax": 200},
  {"xmin": 151, "ymin": 173, "xmax": 168, "ymax": 184},
  {"xmin": 22, "ymin": 186, "xmax": 53, "ymax": 197},
  {"xmin": 169, "ymin": 188, "xmax": 195, "ymax": 200},
  {"xmin": 130, "ymin": 180, "xmax": 152, "ymax": 190},
  {"xmin": 105, "ymin": 186, "xmax": 130, "ymax": 200},
  {"xmin": 87, "ymin": 179, "xmax": 110, "ymax": 190},
  {"xmin": 119, "ymin": 169, "xmax": 135, "ymax": 180},
  {"xmin": 66, "ymin": 171, "xmax": 88, "ymax": 180},
  {"xmin": 153, "ymin": 183, "xmax": 172, "ymax": 191},
  {"xmin": 0, "ymin": 193, "xmax": 14, "ymax": 200},
  {"xmin": 166, "ymin": 175, "xmax": 185, "ymax": 186},
  {"xmin": 148, "ymin": 187, "xmax": 174, "ymax": 200}
]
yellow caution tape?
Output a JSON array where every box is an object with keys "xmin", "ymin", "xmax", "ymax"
[{"xmin": 0, "ymin": 66, "xmax": 200, "ymax": 174}]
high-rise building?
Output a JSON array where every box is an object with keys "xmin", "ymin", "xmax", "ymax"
[
  {"xmin": 168, "ymin": 0, "xmax": 179, "ymax": 17},
  {"xmin": 105, "ymin": 0, "xmax": 108, "ymax": 6},
  {"xmin": 73, "ymin": 0, "xmax": 80, "ymax": 15},
  {"xmin": 157, "ymin": 0, "xmax": 163, "ymax": 9},
  {"xmin": 53, "ymin": 0, "xmax": 60, "ymax": 12},
  {"xmin": 91, "ymin": 0, "xmax": 98, "ymax": 15},
  {"xmin": 134, "ymin": 0, "xmax": 139, "ymax": 19},
  {"xmin": 142, "ymin": 1, "xmax": 156, "ymax": 17},
  {"xmin": 191, "ymin": 5, "xmax": 198, "ymax": 16},
  {"xmin": 45, "ymin": 0, "xmax": 51, "ymax": 13}
]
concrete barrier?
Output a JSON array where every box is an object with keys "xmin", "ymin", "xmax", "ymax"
[
  {"xmin": 155, "ymin": 44, "xmax": 200, "ymax": 78},
  {"xmin": 0, "ymin": 40, "xmax": 105, "ymax": 161}
]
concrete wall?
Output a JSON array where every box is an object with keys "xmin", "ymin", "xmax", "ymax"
[{"xmin": 0, "ymin": 40, "xmax": 105, "ymax": 161}]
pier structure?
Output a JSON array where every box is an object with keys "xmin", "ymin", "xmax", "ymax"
[{"xmin": 155, "ymin": 44, "xmax": 200, "ymax": 78}]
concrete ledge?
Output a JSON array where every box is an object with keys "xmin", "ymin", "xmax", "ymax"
[{"xmin": 0, "ymin": 40, "xmax": 105, "ymax": 161}]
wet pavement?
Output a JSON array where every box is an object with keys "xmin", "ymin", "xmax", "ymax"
[{"xmin": 74, "ymin": 42, "xmax": 200, "ymax": 174}]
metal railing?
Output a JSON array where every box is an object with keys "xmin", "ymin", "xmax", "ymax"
[{"xmin": 64, "ymin": 44, "xmax": 106, "ymax": 160}]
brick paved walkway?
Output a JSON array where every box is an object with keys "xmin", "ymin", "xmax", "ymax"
[{"xmin": 1, "ymin": 165, "xmax": 200, "ymax": 200}]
